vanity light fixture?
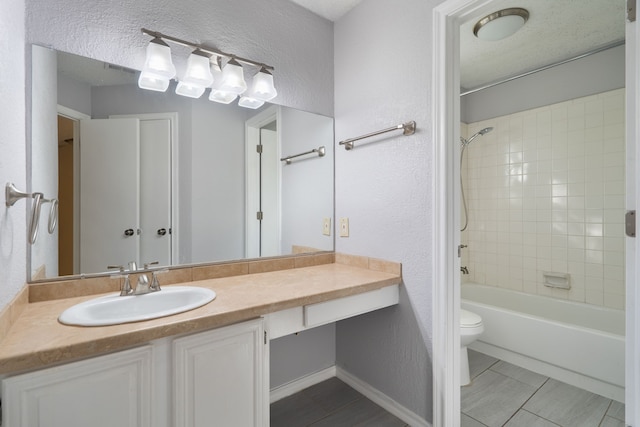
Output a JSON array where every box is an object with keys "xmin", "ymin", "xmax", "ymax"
[
  {"xmin": 175, "ymin": 49, "xmax": 214, "ymax": 98},
  {"xmin": 249, "ymin": 67, "xmax": 278, "ymax": 101},
  {"xmin": 238, "ymin": 94, "xmax": 265, "ymax": 109},
  {"xmin": 208, "ymin": 58, "xmax": 238, "ymax": 104},
  {"xmin": 138, "ymin": 28, "xmax": 276, "ymax": 108},
  {"xmin": 219, "ymin": 58, "xmax": 248, "ymax": 95},
  {"xmin": 138, "ymin": 37, "xmax": 176, "ymax": 92},
  {"xmin": 473, "ymin": 8, "xmax": 529, "ymax": 41}
]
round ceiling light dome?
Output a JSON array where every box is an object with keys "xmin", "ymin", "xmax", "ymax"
[{"xmin": 473, "ymin": 8, "xmax": 529, "ymax": 41}]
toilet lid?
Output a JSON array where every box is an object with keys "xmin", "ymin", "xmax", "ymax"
[{"xmin": 460, "ymin": 309, "xmax": 482, "ymax": 328}]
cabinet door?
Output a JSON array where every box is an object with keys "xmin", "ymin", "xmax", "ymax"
[
  {"xmin": 173, "ymin": 318, "xmax": 267, "ymax": 427},
  {"xmin": 2, "ymin": 346, "xmax": 153, "ymax": 427}
]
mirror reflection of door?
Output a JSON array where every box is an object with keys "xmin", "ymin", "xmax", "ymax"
[
  {"xmin": 245, "ymin": 107, "xmax": 281, "ymax": 259},
  {"xmin": 259, "ymin": 124, "xmax": 279, "ymax": 257},
  {"xmin": 60, "ymin": 116, "xmax": 173, "ymax": 275},
  {"xmin": 57, "ymin": 115, "xmax": 74, "ymax": 275}
]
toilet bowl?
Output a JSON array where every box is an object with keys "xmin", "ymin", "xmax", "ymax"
[{"xmin": 460, "ymin": 309, "xmax": 484, "ymax": 386}]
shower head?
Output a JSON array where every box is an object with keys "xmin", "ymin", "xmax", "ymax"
[{"xmin": 461, "ymin": 126, "xmax": 494, "ymax": 146}]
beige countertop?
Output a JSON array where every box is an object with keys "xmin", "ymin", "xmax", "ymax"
[{"xmin": 0, "ymin": 261, "xmax": 401, "ymax": 376}]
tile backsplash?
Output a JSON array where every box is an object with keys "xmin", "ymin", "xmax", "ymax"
[{"xmin": 461, "ymin": 88, "xmax": 625, "ymax": 310}]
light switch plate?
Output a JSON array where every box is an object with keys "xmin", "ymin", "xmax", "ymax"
[
  {"xmin": 339, "ymin": 218, "xmax": 349, "ymax": 237},
  {"xmin": 322, "ymin": 218, "xmax": 331, "ymax": 236}
]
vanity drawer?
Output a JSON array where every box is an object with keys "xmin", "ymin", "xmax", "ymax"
[{"xmin": 266, "ymin": 285, "xmax": 399, "ymax": 339}]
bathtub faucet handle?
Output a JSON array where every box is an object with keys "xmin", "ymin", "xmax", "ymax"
[{"xmin": 458, "ymin": 244, "xmax": 468, "ymax": 257}]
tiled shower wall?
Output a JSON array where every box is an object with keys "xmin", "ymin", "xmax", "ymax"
[{"xmin": 461, "ymin": 88, "xmax": 625, "ymax": 310}]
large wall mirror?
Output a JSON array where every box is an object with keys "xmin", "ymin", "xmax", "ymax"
[{"xmin": 29, "ymin": 45, "xmax": 334, "ymax": 282}]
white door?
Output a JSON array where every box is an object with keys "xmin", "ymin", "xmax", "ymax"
[
  {"xmin": 79, "ymin": 118, "xmax": 140, "ymax": 274},
  {"xmin": 260, "ymin": 128, "xmax": 280, "ymax": 257},
  {"xmin": 140, "ymin": 119, "xmax": 172, "ymax": 267}
]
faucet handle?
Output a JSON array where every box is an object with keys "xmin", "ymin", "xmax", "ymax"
[
  {"xmin": 107, "ymin": 265, "xmax": 125, "ymax": 273},
  {"xmin": 120, "ymin": 275, "xmax": 133, "ymax": 296},
  {"xmin": 144, "ymin": 261, "xmax": 159, "ymax": 269}
]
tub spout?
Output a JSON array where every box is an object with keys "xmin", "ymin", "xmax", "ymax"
[{"xmin": 461, "ymin": 266, "xmax": 469, "ymax": 275}]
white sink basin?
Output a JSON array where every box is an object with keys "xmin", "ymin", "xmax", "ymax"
[{"xmin": 59, "ymin": 286, "xmax": 216, "ymax": 326}]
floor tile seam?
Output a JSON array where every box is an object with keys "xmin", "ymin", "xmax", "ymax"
[
  {"xmin": 472, "ymin": 358, "xmax": 501, "ymax": 380},
  {"xmin": 310, "ymin": 395, "xmax": 364, "ymax": 415},
  {"xmin": 507, "ymin": 408, "xmax": 563, "ymax": 427},
  {"xmin": 461, "ymin": 412, "xmax": 490, "ymax": 426},
  {"xmin": 503, "ymin": 377, "xmax": 553, "ymax": 425},
  {"xmin": 604, "ymin": 400, "xmax": 626, "ymax": 422},
  {"xmin": 306, "ymin": 398, "xmax": 364, "ymax": 426},
  {"xmin": 487, "ymin": 365, "xmax": 550, "ymax": 389},
  {"xmin": 597, "ymin": 401, "xmax": 615, "ymax": 427}
]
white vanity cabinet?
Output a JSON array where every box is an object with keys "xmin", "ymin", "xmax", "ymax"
[
  {"xmin": 2, "ymin": 318, "xmax": 267, "ymax": 427},
  {"xmin": 173, "ymin": 318, "xmax": 268, "ymax": 427},
  {"xmin": 1, "ymin": 345, "xmax": 155, "ymax": 427}
]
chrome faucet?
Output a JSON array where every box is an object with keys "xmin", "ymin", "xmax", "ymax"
[
  {"xmin": 108, "ymin": 265, "xmax": 133, "ymax": 296},
  {"xmin": 460, "ymin": 266, "xmax": 469, "ymax": 275},
  {"xmin": 109, "ymin": 261, "xmax": 161, "ymax": 296}
]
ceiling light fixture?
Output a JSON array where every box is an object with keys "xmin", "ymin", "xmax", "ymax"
[
  {"xmin": 138, "ymin": 28, "xmax": 276, "ymax": 108},
  {"xmin": 473, "ymin": 8, "xmax": 529, "ymax": 41}
]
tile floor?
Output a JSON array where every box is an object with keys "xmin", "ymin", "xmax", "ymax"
[
  {"xmin": 270, "ymin": 377, "xmax": 408, "ymax": 427},
  {"xmin": 462, "ymin": 349, "xmax": 626, "ymax": 427}
]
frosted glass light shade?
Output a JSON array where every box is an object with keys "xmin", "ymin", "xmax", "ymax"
[
  {"xmin": 175, "ymin": 81, "xmax": 206, "ymax": 98},
  {"xmin": 238, "ymin": 96, "xmax": 265, "ymax": 109},
  {"xmin": 219, "ymin": 58, "xmax": 247, "ymax": 95},
  {"xmin": 473, "ymin": 8, "xmax": 529, "ymax": 41},
  {"xmin": 138, "ymin": 70, "xmax": 171, "ymax": 92},
  {"xmin": 142, "ymin": 38, "xmax": 176, "ymax": 79},
  {"xmin": 250, "ymin": 67, "xmax": 277, "ymax": 101},
  {"xmin": 182, "ymin": 50, "xmax": 214, "ymax": 87},
  {"xmin": 209, "ymin": 90, "xmax": 237, "ymax": 104}
]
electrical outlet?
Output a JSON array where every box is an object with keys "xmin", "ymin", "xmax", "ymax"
[
  {"xmin": 322, "ymin": 218, "xmax": 331, "ymax": 236},
  {"xmin": 339, "ymin": 218, "xmax": 349, "ymax": 237}
]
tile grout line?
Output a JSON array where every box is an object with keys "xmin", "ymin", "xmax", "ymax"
[
  {"xmin": 596, "ymin": 400, "xmax": 614, "ymax": 427},
  {"xmin": 499, "ymin": 377, "xmax": 552, "ymax": 427}
]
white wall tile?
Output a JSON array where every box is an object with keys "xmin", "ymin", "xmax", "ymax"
[{"xmin": 463, "ymin": 88, "xmax": 625, "ymax": 309}]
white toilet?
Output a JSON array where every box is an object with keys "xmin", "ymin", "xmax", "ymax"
[{"xmin": 460, "ymin": 309, "xmax": 484, "ymax": 386}]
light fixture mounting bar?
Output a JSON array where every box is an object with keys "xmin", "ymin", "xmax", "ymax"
[{"xmin": 141, "ymin": 28, "xmax": 274, "ymax": 71}]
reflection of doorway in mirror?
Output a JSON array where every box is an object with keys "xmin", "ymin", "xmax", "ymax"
[
  {"xmin": 245, "ymin": 106, "xmax": 281, "ymax": 259},
  {"xmin": 57, "ymin": 115, "xmax": 75, "ymax": 276},
  {"xmin": 260, "ymin": 125, "xmax": 279, "ymax": 257}
]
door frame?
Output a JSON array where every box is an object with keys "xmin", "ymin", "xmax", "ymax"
[
  {"xmin": 111, "ymin": 112, "xmax": 180, "ymax": 266},
  {"xmin": 432, "ymin": 1, "xmax": 640, "ymax": 426},
  {"xmin": 57, "ymin": 105, "xmax": 90, "ymax": 274},
  {"xmin": 245, "ymin": 106, "xmax": 281, "ymax": 259}
]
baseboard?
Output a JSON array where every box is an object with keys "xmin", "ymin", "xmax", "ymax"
[
  {"xmin": 269, "ymin": 366, "xmax": 336, "ymax": 403},
  {"xmin": 471, "ymin": 342, "xmax": 625, "ymax": 403},
  {"xmin": 336, "ymin": 367, "xmax": 430, "ymax": 427}
]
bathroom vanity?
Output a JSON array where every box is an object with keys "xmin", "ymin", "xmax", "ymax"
[{"xmin": 0, "ymin": 255, "xmax": 401, "ymax": 427}]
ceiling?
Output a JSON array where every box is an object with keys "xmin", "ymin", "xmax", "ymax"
[
  {"xmin": 289, "ymin": 0, "xmax": 626, "ymax": 92},
  {"xmin": 61, "ymin": 1, "xmax": 627, "ymax": 93}
]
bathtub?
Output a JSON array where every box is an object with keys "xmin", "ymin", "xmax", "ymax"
[{"xmin": 461, "ymin": 283, "xmax": 625, "ymax": 402}]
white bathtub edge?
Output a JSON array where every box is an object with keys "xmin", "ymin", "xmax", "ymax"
[{"xmin": 470, "ymin": 341, "xmax": 625, "ymax": 403}]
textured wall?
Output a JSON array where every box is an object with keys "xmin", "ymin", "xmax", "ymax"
[
  {"xmin": 334, "ymin": 0, "xmax": 438, "ymax": 421},
  {"xmin": 26, "ymin": 0, "xmax": 334, "ymax": 117},
  {"xmin": 0, "ymin": 0, "xmax": 27, "ymax": 310}
]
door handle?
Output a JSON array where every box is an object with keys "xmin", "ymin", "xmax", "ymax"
[
  {"xmin": 124, "ymin": 228, "xmax": 135, "ymax": 237},
  {"xmin": 157, "ymin": 228, "xmax": 167, "ymax": 236}
]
